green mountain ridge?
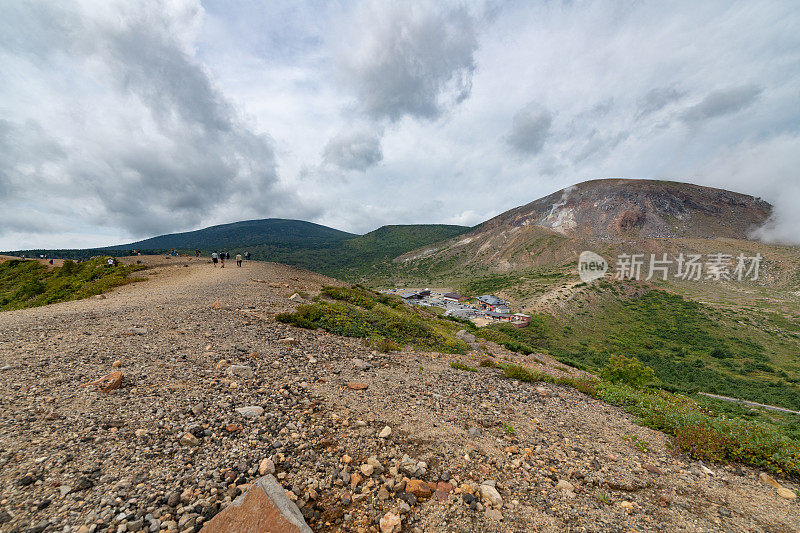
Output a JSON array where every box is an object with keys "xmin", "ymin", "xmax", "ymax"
[
  {"xmin": 6, "ymin": 219, "xmax": 472, "ymax": 281},
  {"xmin": 109, "ymin": 218, "xmax": 356, "ymax": 250}
]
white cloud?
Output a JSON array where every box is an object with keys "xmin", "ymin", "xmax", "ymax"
[
  {"xmin": 323, "ymin": 128, "xmax": 384, "ymax": 171},
  {"xmin": 334, "ymin": 0, "xmax": 479, "ymax": 122}
]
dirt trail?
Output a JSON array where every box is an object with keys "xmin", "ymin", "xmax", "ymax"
[{"xmin": 0, "ymin": 258, "xmax": 797, "ymax": 532}]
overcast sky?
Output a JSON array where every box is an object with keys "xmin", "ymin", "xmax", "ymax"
[{"xmin": 1, "ymin": 0, "xmax": 799, "ymax": 249}]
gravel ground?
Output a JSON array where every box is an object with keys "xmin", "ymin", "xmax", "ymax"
[{"xmin": 0, "ymin": 256, "xmax": 798, "ymax": 533}]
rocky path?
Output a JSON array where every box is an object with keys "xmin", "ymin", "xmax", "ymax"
[{"xmin": 0, "ymin": 257, "xmax": 798, "ymax": 532}]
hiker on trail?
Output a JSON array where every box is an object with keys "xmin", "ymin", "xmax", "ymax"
[
  {"xmin": 236, "ymin": 253, "xmax": 242, "ymax": 267},
  {"xmin": 220, "ymin": 252, "xmax": 225, "ymax": 268},
  {"xmin": 244, "ymin": 251, "xmax": 250, "ymax": 261},
  {"xmin": 107, "ymin": 258, "xmax": 114, "ymax": 267},
  {"xmin": 211, "ymin": 251, "xmax": 219, "ymax": 267},
  {"xmin": 196, "ymin": 249, "xmax": 200, "ymax": 257}
]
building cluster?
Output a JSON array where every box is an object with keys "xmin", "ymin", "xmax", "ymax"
[{"xmin": 389, "ymin": 288, "xmax": 531, "ymax": 327}]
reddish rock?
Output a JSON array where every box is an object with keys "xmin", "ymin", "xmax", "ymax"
[
  {"xmin": 347, "ymin": 383, "xmax": 369, "ymax": 391},
  {"xmin": 226, "ymin": 423, "xmax": 243, "ymax": 433},
  {"xmin": 435, "ymin": 482, "xmax": 454, "ymax": 502},
  {"xmin": 201, "ymin": 474, "xmax": 312, "ymax": 533},
  {"xmin": 405, "ymin": 479, "xmax": 432, "ymax": 499},
  {"xmin": 81, "ymin": 371, "xmax": 122, "ymax": 393}
]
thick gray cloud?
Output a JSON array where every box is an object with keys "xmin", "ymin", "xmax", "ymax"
[
  {"xmin": 637, "ymin": 86, "xmax": 687, "ymax": 117},
  {"xmin": 506, "ymin": 103, "xmax": 553, "ymax": 156},
  {"xmin": 0, "ymin": 1, "xmax": 306, "ymax": 239},
  {"xmin": 336, "ymin": 1, "xmax": 478, "ymax": 122},
  {"xmin": 681, "ymin": 85, "xmax": 762, "ymax": 123},
  {"xmin": 323, "ymin": 129, "xmax": 383, "ymax": 171}
]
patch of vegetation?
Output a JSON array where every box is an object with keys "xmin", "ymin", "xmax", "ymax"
[
  {"xmin": 622, "ymin": 434, "xmax": 651, "ymax": 453},
  {"xmin": 0, "ymin": 258, "xmax": 145, "ymax": 311},
  {"xmin": 494, "ymin": 356, "xmax": 800, "ymax": 477},
  {"xmin": 512, "ymin": 288, "xmax": 800, "ymax": 411},
  {"xmin": 450, "ymin": 361, "xmax": 478, "ymax": 372},
  {"xmin": 366, "ymin": 337, "xmax": 400, "ymax": 353},
  {"xmin": 600, "ymin": 354, "xmax": 658, "ymax": 388},
  {"xmin": 277, "ymin": 285, "xmax": 469, "ymax": 354},
  {"xmin": 503, "ymin": 423, "xmax": 516, "ymax": 436},
  {"xmin": 501, "ymin": 364, "xmax": 598, "ymax": 396},
  {"xmin": 598, "ymin": 382, "xmax": 800, "ymax": 476}
]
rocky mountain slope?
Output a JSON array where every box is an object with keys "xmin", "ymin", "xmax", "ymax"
[
  {"xmin": 0, "ymin": 257, "xmax": 797, "ymax": 532},
  {"xmin": 480, "ymin": 179, "xmax": 773, "ymax": 241},
  {"xmin": 388, "ymin": 179, "xmax": 792, "ymax": 285}
]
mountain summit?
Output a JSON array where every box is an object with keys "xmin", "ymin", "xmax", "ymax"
[{"xmin": 480, "ymin": 178, "xmax": 772, "ymax": 241}]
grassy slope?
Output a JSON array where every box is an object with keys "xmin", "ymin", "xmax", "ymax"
[
  {"xmin": 540, "ymin": 283, "xmax": 800, "ymax": 410},
  {"xmin": 0, "ymin": 258, "xmax": 145, "ymax": 310}
]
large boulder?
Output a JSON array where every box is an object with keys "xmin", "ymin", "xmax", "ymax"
[{"xmin": 201, "ymin": 475, "xmax": 312, "ymax": 533}]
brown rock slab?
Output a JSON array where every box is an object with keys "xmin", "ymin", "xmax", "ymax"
[
  {"xmin": 777, "ymin": 487, "xmax": 797, "ymax": 500},
  {"xmin": 643, "ymin": 464, "xmax": 664, "ymax": 475},
  {"xmin": 202, "ymin": 474, "xmax": 311, "ymax": 533},
  {"xmin": 759, "ymin": 472, "xmax": 782, "ymax": 489},
  {"xmin": 81, "ymin": 371, "xmax": 122, "ymax": 393},
  {"xmin": 405, "ymin": 478, "xmax": 432, "ymax": 499},
  {"xmin": 347, "ymin": 382, "xmax": 369, "ymax": 390}
]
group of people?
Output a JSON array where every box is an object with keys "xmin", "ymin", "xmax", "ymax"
[{"xmin": 210, "ymin": 250, "xmax": 250, "ymax": 268}]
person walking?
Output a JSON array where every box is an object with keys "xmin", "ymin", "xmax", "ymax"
[
  {"xmin": 220, "ymin": 252, "xmax": 225, "ymax": 268},
  {"xmin": 236, "ymin": 253, "xmax": 242, "ymax": 267},
  {"xmin": 244, "ymin": 251, "xmax": 250, "ymax": 262},
  {"xmin": 211, "ymin": 251, "xmax": 218, "ymax": 267}
]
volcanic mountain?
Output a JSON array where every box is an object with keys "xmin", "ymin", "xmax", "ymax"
[
  {"xmin": 480, "ymin": 178, "xmax": 772, "ymax": 241},
  {"xmin": 393, "ymin": 179, "xmax": 779, "ymax": 280}
]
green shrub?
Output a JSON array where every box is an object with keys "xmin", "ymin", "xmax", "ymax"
[
  {"xmin": 0, "ymin": 257, "xmax": 144, "ymax": 311},
  {"xmin": 450, "ymin": 361, "xmax": 477, "ymax": 372},
  {"xmin": 368, "ymin": 337, "xmax": 400, "ymax": 352},
  {"xmin": 596, "ymin": 382, "xmax": 800, "ymax": 476},
  {"xmin": 277, "ymin": 298, "xmax": 468, "ymax": 354},
  {"xmin": 600, "ymin": 354, "xmax": 658, "ymax": 388}
]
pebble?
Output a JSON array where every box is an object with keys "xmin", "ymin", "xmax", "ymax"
[
  {"xmin": 380, "ymin": 512, "xmax": 402, "ymax": 533},
  {"xmin": 179, "ymin": 433, "xmax": 200, "ymax": 447},
  {"xmin": 378, "ymin": 426, "xmax": 392, "ymax": 439},
  {"xmin": 228, "ymin": 365, "xmax": 254, "ymax": 379},
  {"xmin": 479, "ymin": 484, "xmax": 503, "ymax": 507},
  {"xmin": 258, "ymin": 458, "xmax": 275, "ymax": 475},
  {"xmin": 555, "ymin": 480, "xmax": 574, "ymax": 492},
  {"xmin": 235, "ymin": 406, "xmax": 264, "ymax": 418}
]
